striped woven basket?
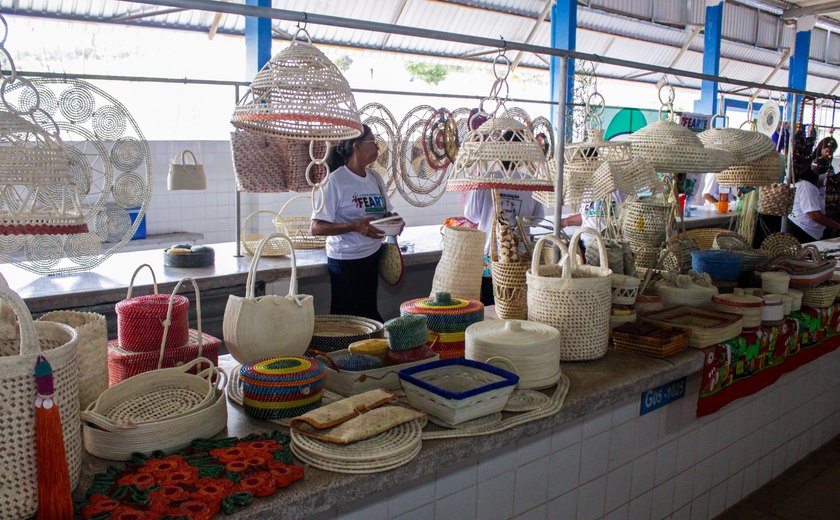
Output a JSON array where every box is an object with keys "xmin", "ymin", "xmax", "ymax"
[
  {"xmin": 308, "ymin": 315, "xmax": 384, "ymax": 354},
  {"xmin": 116, "ymin": 264, "xmax": 189, "ymax": 353},
  {"xmin": 240, "ymin": 356, "xmax": 325, "ymax": 419},
  {"xmin": 400, "ymin": 292, "xmax": 484, "ymax": 359}
]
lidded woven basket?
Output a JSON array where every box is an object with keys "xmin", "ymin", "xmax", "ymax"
[
  {"xmin": 629, "ymin": 119, "xmax": 731, "ymax": 174},
  {"xmin": 231, "ymin": 35, "xmax": 362, "ymax": 141},
  {"xmin": 447, "ymin": 117, "xmax": 553, "ymax": 192},
  {"xmin": 240, "ymin": 356, "xmax": 325, "ymax": 419},
  {"xmin": 400, "ymin": 292, "xmax": 484, "ymax": 359},
  {"xmin": 697, "ymin": 128, "xmax": 775, "ymax": 165}
]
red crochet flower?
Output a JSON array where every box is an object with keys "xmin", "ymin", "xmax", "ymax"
[
  {"xmin": 193, "ymin": 477, "xmax": 235, "ymax": 495},
  {"xmin": 268, "ymin": 461, "xmax": 305, "ymax": 488},
  {"xmin": 225, "ymin": 459, "xmax": 250, "ymax": 473},
  {"xmin": 158, "ymin": 466, "xmax": 199, "ymax": 487},
  {"xmin": 138, "ymin": 455, "xmax": 190, "ymax": 479},
  {"xmin": 109, "ymin": 505, "xmax": 157, "ymax": 520},
  {"xmin": 116, "ymin": 471, "xmax": 157, "ymax": 489},
  {"xmin": 244, "ymin": 455, "xmax": 267, "ymax": 467},
  {"xmin": 234, "ymin": 471, "xmax": 278, "ymax": 497},
  {"xmin": 148, "ymin": 484, "xmax": 190, "ymax": 505},
  {"xmin": 169, "ymin": 500, "xmax": 219, "ymax": 520},
  {"xmin": 210, "ymin": 446, "xmax": 255, "ymax": 463},
  {"xmin": 80, "ymin": 494, "xmax": 120, "ymax": 518},
  {"xmin": 237, "ymin": 439, "xmax": 282, "ymax": 454}
]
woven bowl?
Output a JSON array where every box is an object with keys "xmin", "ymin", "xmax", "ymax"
[{"xmin": 307, "ymin": 315, "xmax": 384, "ymax": 354}]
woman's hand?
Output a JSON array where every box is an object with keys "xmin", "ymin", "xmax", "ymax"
[{"xmin": 355, "ymin": 217, "xmax": 385, "ymax": 239}]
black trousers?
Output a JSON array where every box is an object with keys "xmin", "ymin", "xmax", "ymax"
[{"xmin": 327, "ymin": 247, "xmax": 383, "ymax": 322}]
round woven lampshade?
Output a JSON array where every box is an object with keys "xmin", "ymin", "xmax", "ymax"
[
  {"xmin": 716, "ymin": 150, "xmax": 784, "ymax": 188},
  {"xmin": 698, "ymin": 128, "xmax": 775, "ymax": 165},
  {"xmin": 231, "ymin": 39, "xmax": 362, "ymax": 141},
  {"xmin": 447, "ymin": 117, "xmax": 553, "ymax": 192},
  {"xmin": 630, "ymin": 120, "xmax": 732, "ymax": 174},
  {"xmin": 0, "ymin": 111, "xmax": 87, "ymax": 235}
]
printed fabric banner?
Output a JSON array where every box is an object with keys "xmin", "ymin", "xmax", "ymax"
[{"xmin": 697, "ymin": 304, "xmax": 840, "ymax": 417}]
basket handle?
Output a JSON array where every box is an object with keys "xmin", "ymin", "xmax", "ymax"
[
  {"xmin": 179, "ymin": 150, "xmax": 198, "ymax": 165},
  {"xmin": 126, "ymin": 264, "xmax": 158, "ymax": 299},
  {"xmin": 278, "ymin": 194, "xmax": 313, "ymax": 217},
  {"xmin": 484, "ymin": 355, "xmax": 518, "ymax": 375},
  {"xmin": 156, "ymin": 277, "xmax": 204, "ymax": 370},
  {"xmin": 196, "ymin": 364, "xmax": 229, "ymax": 392},
  {"xmin": 0, "ymin": 283, "xmax": 40, "ymax": 356},
  {"xmin": 530, "ymin": 234, "xmax": 571, "ymax": 278},
  {"xmin": 569, "ymin": 227, "xmax": 611, "ymax": 276},
  {"xmin": 80, "ymin": 409, "xmax": 125, "ymax": 432},
  {"xmin": 245, "ymin": 232, "xmax": 301, "ymax": 304}
]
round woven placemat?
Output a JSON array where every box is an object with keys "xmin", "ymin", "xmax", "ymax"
[
  {"xmin": 503, "ymin": 389, "xmax": 552, "ymax": 412},
  {"xmin": 427, "ymin": 412, "xmax": 503, "ymax": 429},
  {"xmin": 291, "ymin": 419, "xmax": 422, "ymax": 463}
]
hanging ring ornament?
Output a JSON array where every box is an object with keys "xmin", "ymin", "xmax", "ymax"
[
  {"xmin": 310, "ymin": 182, "xmax": 326, "ymax": 213},
  {"xmin": 586, "ymin": 92, "xmax": 606, "ymax": 119},
  {"xmin": 305, "ymin": 159, "xmax": 328, "ymax": 187},
  {"xmin": 0, "ymin": 14, "xmax": 8, "ymax": 47},
  {"xmin": 0, "ymin": 47, "xmax": 16, "ymax": 87},
  {"xmin": 658, "ymin": 83, "xmax": 676, "ymax": 108},
  {"xmin": 309, "ymin": 139, "xmax": 330, "ymax": 166},
  {"xmin": 492, "ymin": 52, "xmax": 512, "ymax": 82}
]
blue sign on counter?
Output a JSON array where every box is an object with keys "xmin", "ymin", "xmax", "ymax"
[{"xmin": 640, "ymin": 377, "xmax": 687, "ymax": 416}]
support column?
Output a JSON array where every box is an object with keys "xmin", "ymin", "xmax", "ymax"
[
  {"xmin": 549, "ymin": 0, "xmax": 575, "ymax": 133},
  {"xmin": 245, "ymin": 0, "xmax": 272, "ymax": 76},
  {"xmin": 694, "ymin": 0, "xmax": 723, "ymax": 115},
  {"xmin": 787, "ymin": 15, "xmax": 816, "ymax": 122}
]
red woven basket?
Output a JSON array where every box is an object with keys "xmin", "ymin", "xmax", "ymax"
[{"xmin": 116, "ymin": 265, "xmax": 190, "ymax": 352}]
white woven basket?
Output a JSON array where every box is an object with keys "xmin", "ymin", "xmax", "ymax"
[
  {"xmin": 0, "ymin": 284, "xmax": 81, "ymax": 519},
  {"xmin": 431, "ymin": 226, "xmax": 486, "ymax": 300},
  {"xmin": 611, "ymin": 274, "xmax": 641, "ymax": 305},
  {"xmin": 526, "ymin": 229, "xmax": 613, "ymax": 361},
  {"xmin": 621, "ymin": 197, "xmax": 673, "ymax": 248}
]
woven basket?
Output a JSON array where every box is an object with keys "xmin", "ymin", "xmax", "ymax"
[
  {"xmin": 716, "ymin": 150, "xmax": 783, "ymax": 188},
  {"xmin": 801, "ymin": 282, "xmax": 840, "ymax": 308},
  {"xmin": 621, "ymin": 198, "xmax": 673, "ymax": 248},
  {"xmin": 431, "ymin": 226, "xmax": 486, "ymax": 300},
  {"xmin": 308, "ymin": 315, "xmax": 384, "ymax": 354},
  {"xmin": 108, "ymin": 278, "xmax": 221, "ymax": 386},
  {"xmin": 712, "ymin": 232, "xmax": 771, "ymax": 272},
  {"xmin": 116, "ymin": 264, "xmax": 189, "ymax": 353},
  {"xmin": 241, "ymin": 210, "xmax": 292, "ymax": 256},
  {"xmin": 679, "ymin": 227, "xmax": 725, "ymax": 250},
  {"xmin": 629, "ymin": 119, "xmax": 729, "ymax": 174},
  {"xmin": 81, "ymin": 358, "xmax": 227, "ymax": 460},
  {"xmin": 230, "ymin": 129, "xmax": 287, "ymax": 193},
  {"xmin": 491, "ymin": 260, "xmax": 529, "ymax": 320},
  {"xmin": 0, "ymin": 284, "xmax": 82, "ymax": 519},
  {"xmin": 240, "ymin": 356, "xmax": 325, "ymax": 419},
  {"xmin": 526, "ymin": 229, "xmax": 612, "ymax": 361},
  {"xmin": 761, "ymin": 232, "xmax": 801, "ymax": 257},
  {"xmin": 231, "ymin": 34, "xmax": 362, "ymax": 141},
  {"xmin": 612, "ymin": 274, "xmax": 641, "ymax": 305},
  {"xmin": 37, "ymin": 310, "xmax": 107, "ymax": 410},
  {"xmin": 698, "ymin": 128, "xmax": 776, "ymax": 165},
  {"xmin": 400, "ymin": 292, "xmax": 485, "ymax": 359},
  {"xmin": 384, "ymin": 315, "xmax": 430, "ymax": 351},
  {"xmin": 759, "ymin": 184, "xmax": 795, "ymax": 216},
  {"xmin": 273, "ymin": 195, "xmax": 326, "ymax": 250}
]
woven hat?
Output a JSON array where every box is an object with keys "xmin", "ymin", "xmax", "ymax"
[
  {"xmin": 697, "ymin": 128, "xmax": 775, "ymax": 165},
  {"xmin": 0, "ymin": 111, "xmax": 88, "ymax": 235},
  {"xmin": 629, "ymin": 119, "xmax": 732, "ymax": 174},
  {"xmin": 231, "ymin": 35, "xmax": 362, "ymax": 141},
  {"xmin": 447, "ymin": 117, "xmax": 553, "ymax": 192}
]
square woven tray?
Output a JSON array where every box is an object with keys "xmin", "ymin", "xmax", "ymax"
[{"xmin": 611, "ymin": 322, "xmax": 689, "ymax": 358}]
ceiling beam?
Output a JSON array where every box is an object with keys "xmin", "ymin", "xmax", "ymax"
[
  {"xmin": 208, "ymin": 12, "xmax": 222, "ymax": 39},
  {"xmin": 624, "ymin": 24, "xmax": 702, "ymax": 80},
  {"xmin": 380, "ymin": 0, "xmax": 411, "ymax": 49},
  {"xmin": 510, "ymin": 0, "xmax": 554, "ymax": 73},
  {"xmin": 783, "ymin": 1, "xmax": 840, "ymax": 19}
]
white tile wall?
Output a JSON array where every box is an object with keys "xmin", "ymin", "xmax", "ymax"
[
  {"xmin": 308, "ymin": 349, "xmax": 840, "ymax": 520},
  {"xmin": 142, "ymin": 140, "xmax": 468, "ymax": 247}
]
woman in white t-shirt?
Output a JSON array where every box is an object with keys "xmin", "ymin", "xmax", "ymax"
[
  {"xmin": 789, "ymin": 165, "xmax": 840, "ymax": 242},
  {"xmin": 311, "ymin": 124, "xmax": 399, "ymax": 321}
]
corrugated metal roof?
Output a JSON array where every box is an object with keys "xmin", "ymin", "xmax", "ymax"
[{"xmin": 0, "ymin": 0, "xmax": 838, "ymax": 93}]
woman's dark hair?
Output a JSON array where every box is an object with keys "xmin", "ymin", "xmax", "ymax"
[{"xmin": 326, "ymin": 124, "xmax": 373, "ymax": 171}]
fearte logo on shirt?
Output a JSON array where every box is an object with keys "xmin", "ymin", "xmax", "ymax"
[{"xmin": 352, "ymin": 193, "xmax": 385, "ymax": 213}]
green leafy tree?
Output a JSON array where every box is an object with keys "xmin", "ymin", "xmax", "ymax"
[
  {"xmin": 334, "ymin": 55, "xmax": 353, "ymax": 72},
  {"xmin": 405, "ymin": 62, "xmax": 448, "ymax": 85}
]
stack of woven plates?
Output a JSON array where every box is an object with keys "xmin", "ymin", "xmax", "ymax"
[
  {"xmin": 711, "ymin": 292, "xmax": 763, "ymax": 328},
  {"xmin": 289, "ymin": 418, "xmax": 424, "ymax": 474}
]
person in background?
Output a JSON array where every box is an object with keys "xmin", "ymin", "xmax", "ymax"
[
  {"xmin": 788, "ymin": 158, "xmax": 840, "ymax": 243},
  {"xmin": 701, "ymin": 173, "xmax": 734, "ymax": 209},
  {"xmin": 311, "ymin": 124, "xmax": 399, "ymax": 322}
]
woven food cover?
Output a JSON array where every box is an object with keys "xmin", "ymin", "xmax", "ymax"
[
  {"xmin": 231, "ymin": 39, "xmax": 362, "ymax": 141},
  {"xmin": 447, "ymin": 117, "xmax": 553, "ymax": 192},
  {"xmin": 384, "ymin": 315, "xmax": 430, "ymax": 351},
  {"xmin": 629, "ymin": 119, "xmax": 732, "ymax": 174},
  {"xmin": 400, "ymin": 292, "xmax": 484, "ymax": 359},
  {"xmin": 0, "ymin": 111, "xmax": 88, "ymax": 235},
  {"xmin": 240, "ymin": 356, "xmax": 325, "ymax": 419},
  {"xmin": 115, "ymin": 293, "xmax": 189, "ymax": 353},
  {"xmin": 697, "ymin": 128, "xmax": 775, "ymax": 165}
]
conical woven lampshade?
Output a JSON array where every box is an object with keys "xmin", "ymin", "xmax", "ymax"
[
  {"xmin": 716, "ymin": 150, "xmax": 783, "ymax": 188},
  {"xmin": 447, "ymin": 117, "xmax": 553, "ymax": 192},
  {"xmin": 231, "ymin": 39, "xmax": 362, "ymax": 141},
  {"xmin": 698, "ymin": 128, "xmax": 775, "ymax": 165},
  {"xmin": 630, "ymin": 120, "xmax": 732, "ymax": 174},
  {"xmin": 0, "ymin": 111, "xmax": 87, "ymax": 235}
]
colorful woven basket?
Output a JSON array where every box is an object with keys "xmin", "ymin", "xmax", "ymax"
[
  {"xmin": 240, "ymin": 356, "xmax": 325, "ymax": 419},
  {"xmin": 116, "ymin": 264, "xmax": 189, "ymax": 352},
  {"xmin": 399, "ymin": 292, "xmax": 484, "ymax": 359},
  {"xmin": 307, "ymin": 315, "xmax": 384, "ymax": 354},
  {"xmin": 384, "ymin": 315, "xmax": 430, "ymax": 351}
]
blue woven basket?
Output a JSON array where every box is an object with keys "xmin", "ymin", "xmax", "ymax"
[{"xmin": 690, "ymin": 250, "xmax": 743, "ymax": 281}]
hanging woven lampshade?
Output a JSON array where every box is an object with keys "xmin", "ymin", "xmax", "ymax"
[
  {"xmin": 447, "ymin": 117, "xmax": 553, "ymax": 192},
  {"xmin": 0, "ymin": 111, "xmax": 87, "ymax": 235},
  {"xmin": 698, "ymin": 128, "xmax": 775, "ymax": 165},
  {"xmin": 630, "ymin": 120, "xmax": 733, "ymax": 174},
  {"xmin": 231, "ymin": 37, "xmax": 362, "ymax": 141},
  {"xmin": 716, "ymin": 150, "xmax": 784, "ymax": 188}
]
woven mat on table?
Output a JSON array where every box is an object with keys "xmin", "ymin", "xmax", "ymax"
[{"xmin": 77, "ymin": 431, "xmax": 303, "ymax": 519}]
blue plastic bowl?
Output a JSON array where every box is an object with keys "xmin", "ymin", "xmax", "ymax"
[{"xmin": 690, "ymin": 250, "xmax": 743, "ymax": 281}]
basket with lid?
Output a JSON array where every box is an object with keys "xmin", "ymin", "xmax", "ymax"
[
  {"xmin": 400, "ymin": 292, "xmax": 484, "ymax": 359},
  {"xmin": 712, "ymin": 291, "xmax": 764, "ymax": 328},
  {"xmin": 240, "ymin": 356, "xmax": 325, "ymax": 419},
  {"xmin": 465, "ymin": 320, "xmax": 561, "ymax": 389}
]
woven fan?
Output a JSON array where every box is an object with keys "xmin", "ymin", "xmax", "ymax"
[{"xmin": 231, "ymin": 31, "xmax": 361, "ymax": 141}]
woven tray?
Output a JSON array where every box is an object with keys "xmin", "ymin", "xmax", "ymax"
[
  {"xmin": 640, "ymin": 306, "xmax": 743, "ymax": 348},
  {"xmin": 611, "ymin": 322, "xmax": 689, "ymax": 358}
]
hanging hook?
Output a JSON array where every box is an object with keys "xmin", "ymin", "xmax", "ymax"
[
  {"xmin": 297, "ymin": 12, "xmax": 308, "ymax": 31},
  {"xmin": 498, "ymin": 35, "xmax": 507, "ymax": 56}
]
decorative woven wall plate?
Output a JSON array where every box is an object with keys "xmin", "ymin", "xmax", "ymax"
[{"xmin": 396, "ymin": 105, "xmax": 449, "ymax": 207}]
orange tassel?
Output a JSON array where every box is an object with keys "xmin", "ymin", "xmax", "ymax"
[{"xmin": 35, "ymin": 356, "xmax": 73, "ymax": 520}]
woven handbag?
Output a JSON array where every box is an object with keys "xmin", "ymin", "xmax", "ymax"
[
  {"xmin": 758, "ymin": 184, "xmax": 795, "ymax": 216},
  {"xmin": 224, "ymin": 233, "xmax": 315, "ymax": 364},
  {"xmin": 0, "ymin": 284, "xmax": 82, "ymax": 519},
  {"xmin": 108, "ymin": 278, "xmax": 221, "ymax": 386},
  {"xmin": 37, "ymin": 310, "xmax": 107, "ymax": 410},
  {"xmin": 116, "ymin": 264, "xmax": 189, "ymax": 353},
  {"xmin": 167, "ymin": 150, "xmax": 207, "ymax": 191},
  {"xmin": 379, "ymin": 237, "xmax": 404, "ymax": 286},
  {"xmin": 273, "ymin": 195, "xmax": 326, "ymax": 250},
  {"xmin": 526, "ymin": 229, "xmax": 613, "ymax": 361}
]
